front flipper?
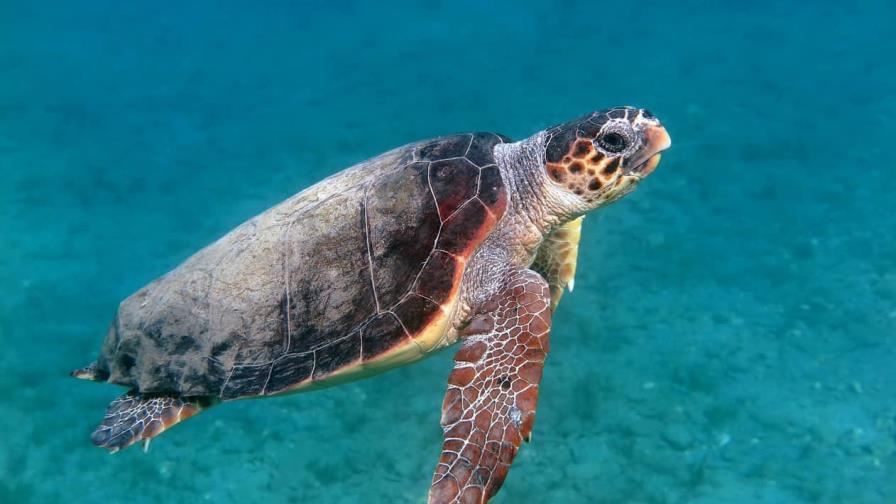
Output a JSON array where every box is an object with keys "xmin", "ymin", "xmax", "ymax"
[
  {"xmin": 429, "ymin": 269, "xmax": 551, "ymax": 504},
  {"xmin": 532, "ymin": 216, "xmax": 584, "ymax": 310}
]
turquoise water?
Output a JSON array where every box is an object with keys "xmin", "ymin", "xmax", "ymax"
[{"xmin": 2, "ymin": 1, "xmax": 895, "ymax": 502}]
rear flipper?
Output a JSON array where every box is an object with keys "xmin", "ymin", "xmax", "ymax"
[{"xmin": 92, "ymin": 391, "xmax": 213, "ymax": 453}]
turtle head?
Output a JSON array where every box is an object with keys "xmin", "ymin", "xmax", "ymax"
[{"xmin": 542, "ymin": 107, "xmax": 671, "ymax": 209}]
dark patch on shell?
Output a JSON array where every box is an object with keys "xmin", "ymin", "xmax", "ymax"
[
  {"xmin": 266, "ymin": 352, "xmax": 315, "ymax": 394},
  {"xmin": 393, "ymin": 294, "xmax": 441, "ymax": 336},
  {"xmin": 464, "ymin": 132, "xmax": 510, "ymax": 167},
  {"xmin": 437, "ymin": 199, "xmax": 490, "ymax": 255},
  {"xmin": 430, "ymin": 158, "xmax": 480, "ymax": 218},
  {"xmin": 477, "ymin": 165, "xmax": 505, "ymax": 207},
  {"xmin": 417, "ymin": 135, "xmax": 470, "ymax": 160},
  {"xmin": 361, "ymin": 313, "xmax": 408, "ymax": 360},
  {"xmin": 413, "ymin": 250, "xmax": 459, "ymax": 305},
  {"xmin": 312, "ymin": 334, "xmax": 361, "ymax": 380}
]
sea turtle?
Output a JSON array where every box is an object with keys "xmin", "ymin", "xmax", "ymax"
[{"xmin": 73, "ymin": 107, "xmax": 670, "ymax": 503}]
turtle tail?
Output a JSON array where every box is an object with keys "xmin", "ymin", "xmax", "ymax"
[
  {"xmin": 71, "ymin": 362, "xmax": 109, "ymax": 382},
  {"xmin": 91, "ymin": 391, "xmax": 215, "ymax": 453}
]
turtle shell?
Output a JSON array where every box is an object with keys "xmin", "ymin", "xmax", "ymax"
[{"xmin": 95, "ymin": 132, "xmax": 510, "ymax": 399}]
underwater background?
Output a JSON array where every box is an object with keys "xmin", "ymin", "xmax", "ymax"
[{"xmin": 1, "ymin": 1, "xmax": 894, "ymax": 502}]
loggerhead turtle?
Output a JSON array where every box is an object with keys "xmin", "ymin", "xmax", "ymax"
[{"xmin": 73, "ymin": 107, "xmax": 670, "ymax": 503}]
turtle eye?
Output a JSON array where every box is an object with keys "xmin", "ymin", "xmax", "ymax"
[{"xmin": 598, "ymin": 131, "xmax": 628, "ymax": 153}]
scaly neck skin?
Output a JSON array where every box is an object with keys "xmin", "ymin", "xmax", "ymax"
[{"xmin": 493, "ymin": 132, "xmax": 590, "ymax": 265}]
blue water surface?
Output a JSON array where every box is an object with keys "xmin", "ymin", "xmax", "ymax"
[{"xmin": 1, "ymin": 1, "xmax": 895, "ymax": 502}]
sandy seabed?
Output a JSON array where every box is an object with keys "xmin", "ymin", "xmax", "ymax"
[{"xmin": 1, "ymin": 1, "xmax": 894, "ymax": 502}]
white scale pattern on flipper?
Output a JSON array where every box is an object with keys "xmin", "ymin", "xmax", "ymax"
[{"xmin": 429, "ymin": 269, "xmax": 551, "ymax": 504}]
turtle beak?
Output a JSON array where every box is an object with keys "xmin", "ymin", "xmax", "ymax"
[{"xmin": 628, "ymin": 125, "xmax": 671, "ymax": 177}]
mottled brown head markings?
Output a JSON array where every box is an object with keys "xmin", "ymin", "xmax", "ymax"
[{"xmin": 544, "ymin": 107, "xmax": 671, "ymax": 206}]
